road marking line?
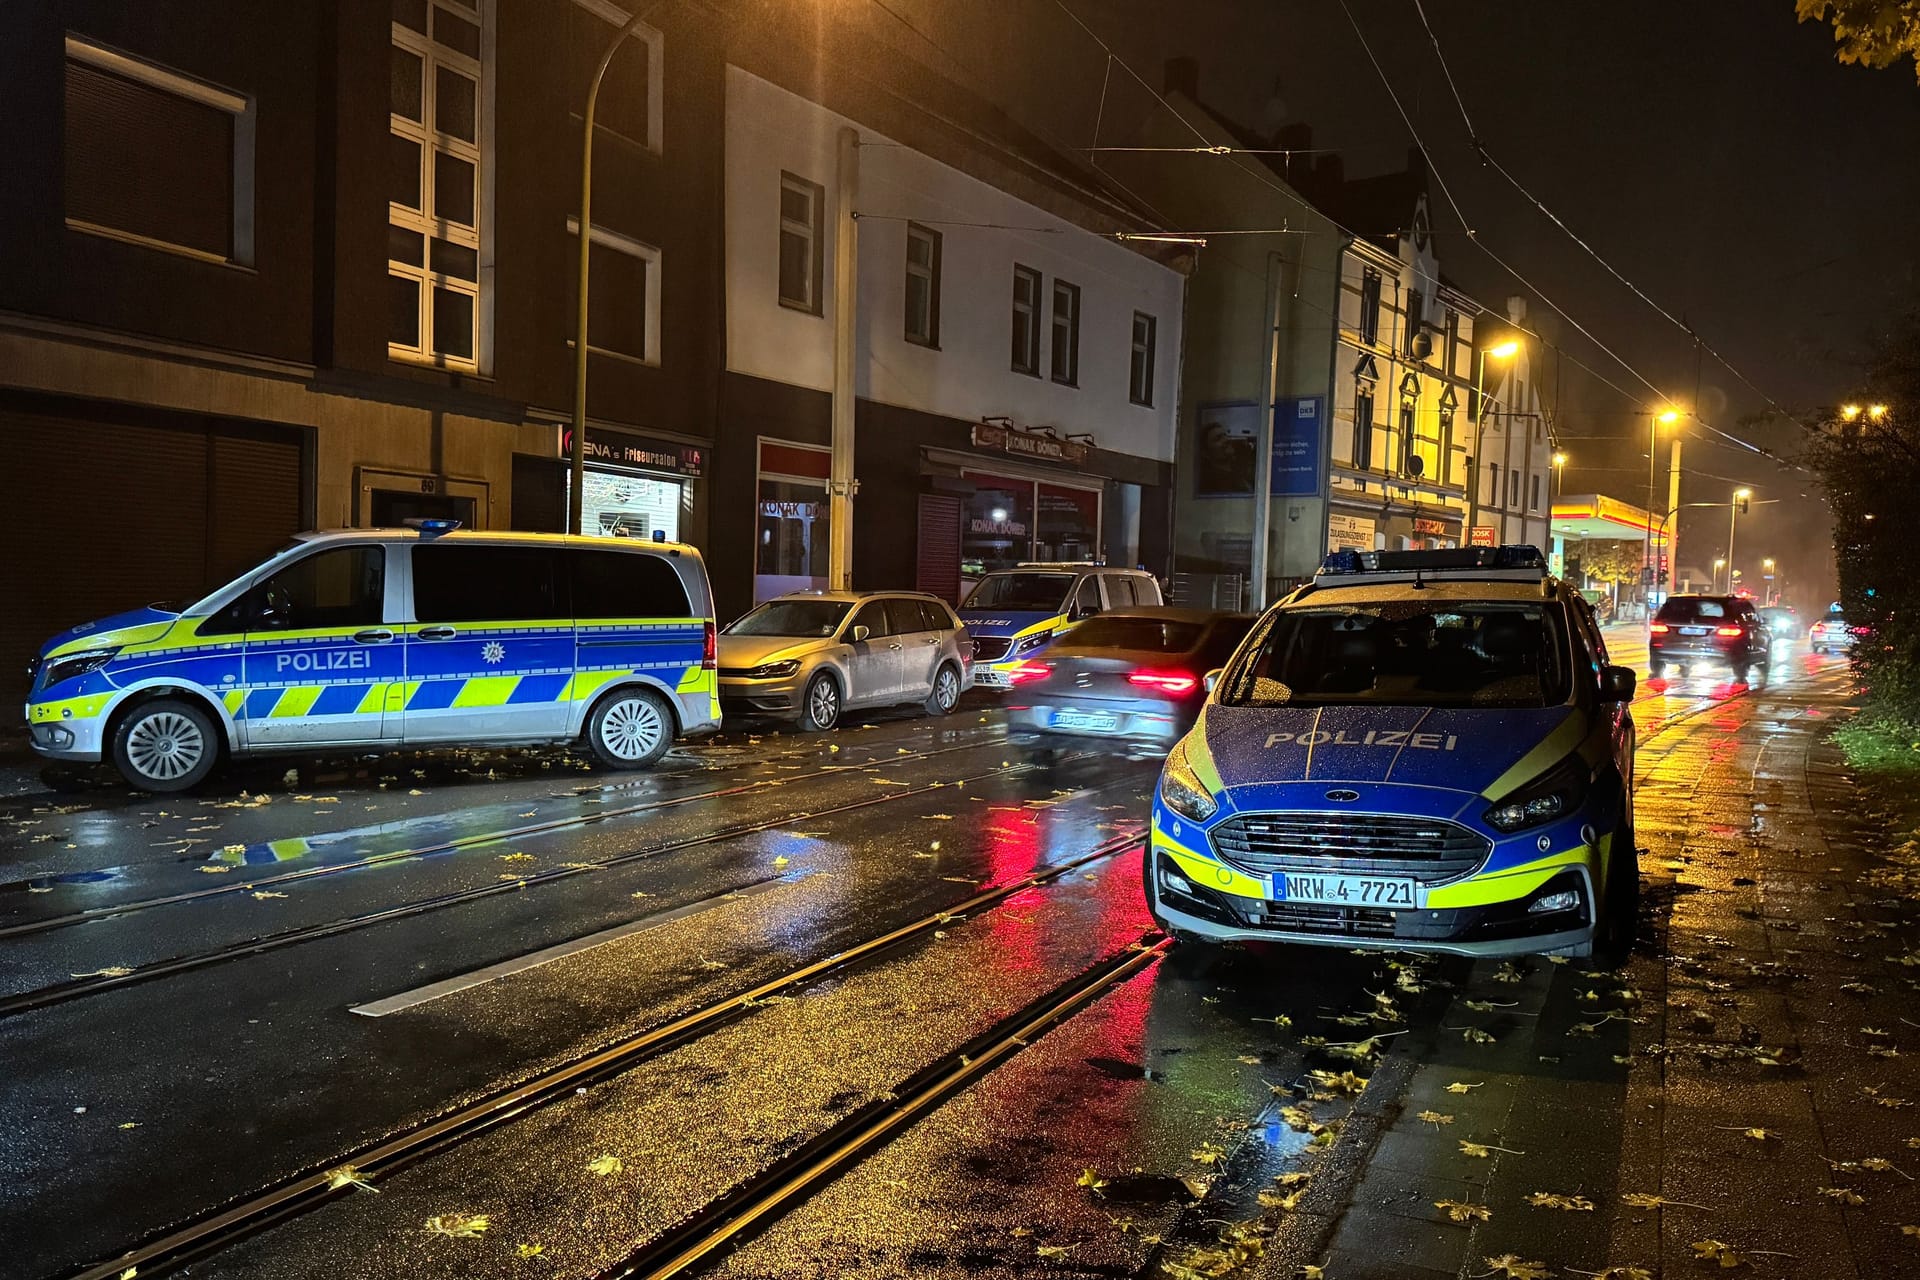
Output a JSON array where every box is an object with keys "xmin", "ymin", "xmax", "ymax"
[{"xmin": 349, "ymin": 874, "xmax": 802, "ymax": 1017}]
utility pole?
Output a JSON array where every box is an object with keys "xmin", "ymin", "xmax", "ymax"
[
  {"xmin": 1249, "ymin": 252, "xmax": 1283, "ymax": 608},
  {"xmin": 1664, "ymin": 435, "xmax": 1681, "ymax": 600},
  {"xmin": 827, "ymin": 126, "xmax": 859, "ymax": 590}
]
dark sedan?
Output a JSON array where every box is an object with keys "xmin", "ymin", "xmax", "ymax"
[{"xmin": 1004, "ymin": 608, "xmax": 1255, "ymax": 762}]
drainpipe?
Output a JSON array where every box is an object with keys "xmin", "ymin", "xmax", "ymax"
[{"xmin": 828, "ymin": 126, "xmax": 859, "ymax": 590}]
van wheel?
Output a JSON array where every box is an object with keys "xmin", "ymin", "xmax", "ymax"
[
  {"xmin": 924, "ymin": 663, "xmax": 961, "ymax": 716},
  {"xmin": 111, "ymin": 698, "xmax": 220, "ymax": 793},
  {"xmin": 1593, "ymin": 822, "xmax": 1640, "ymax": 967},
  {"xmin": 586, "ymin": 688, "xmax": 673, "ymax": 769},
  {"xmin": 798, "ymin": 673, "xmax": 841, "ymax": 732}
]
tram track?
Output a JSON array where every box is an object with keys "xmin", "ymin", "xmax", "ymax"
[{"xmin": 60, "ymin": 831, "xmax": 1151, "ymax": 1280}]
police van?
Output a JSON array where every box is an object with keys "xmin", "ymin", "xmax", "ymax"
[
  {"xmin": 959, "ymin": 562, "xmax": 1163, "ymax": 688},
  {"xmin": 25, "ymin": 524, "xmax": 719, "ymax": 791},
  {"xmin": 1147, "ymin": 546, "xmax": 1640, "ymax": 960}
]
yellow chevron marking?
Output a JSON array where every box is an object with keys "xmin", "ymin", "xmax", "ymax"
[
  {"xmin": 1157, "ymin": 835, "xmax": 1268, "ymax": 901},
  {"xmin": 676, "ymin": 666, "xmax": 713, "ymax": 694},
  {"xmin": 563, "ymin": 669, "xmax": 629, "ymax": 702},
  {"xmin": 223, "ymin": 690, "xmax": 247, "ymax": 714},
  {"xmin": 271, "ymin": 686, "xmax": 323, "ymax": 718},
  {"xmin": 1478, "ymin": 710, "xmax": 1588, "ymax": 800},
  {"xmin": 452, "ymin": 676, "xmax": 521, "ymax": 708}
]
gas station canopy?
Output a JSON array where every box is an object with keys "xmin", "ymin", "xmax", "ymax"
[{"xmin": 1550, "ymin": 493, "xmax": 1664, "ymax": 544}]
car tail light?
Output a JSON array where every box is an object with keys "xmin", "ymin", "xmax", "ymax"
[
  {"xmin": 1852, "ymin": 626, "xmax": 1871, "ymax": 636},
  {"xmin": 1649, "ymin": 623, "xmax": 1669, "ymax": 634},
  {"xmin": 1128, "ymin": 669, "xmax": 1199, "ymax": 695},
  {"xmin": 1009, "ymin": 662, "xmax": 1051, "ymax": 686},
  {"xmin": 702, "ymin": 620, "xmax": 717, "ymax": 670},
  {"xmin": 1714, "ymin": 625, "xmax": 1744, "ymax": 637}
]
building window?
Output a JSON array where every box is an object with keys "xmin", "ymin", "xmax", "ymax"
[
  {"xmin": 904, "ymin": 222, "xmax": 941, "ymax": 347},
  {"xmin": 778, "ymin": 171, "xmax": 824, "ymax": 314},
  {"xmin": 1050, "ymin": 279, "xmax": 1080, "ymax": 386},
  {"xmin": 1359, "ymin": 270, "xmax": 1382, "ymax": 346},
  {"xmin": 756, "ymin": 440, "xmax": 832, "ymax": 602},
  {"xmin": 63, "ymin": 35, "xmax": 255, "ymax": 266},
  {"xmin": 565, "ymin": 217, "xmax": 660, "ymax": 365},
  {"xmin": 1486, "ymin": 462, "xmax": 1500, "ymax": 507},
  {"xmin": 389, "ymin": 1, "xmax": 486, "ymax": 368},
  {"xmin": 1444, "ymin": 308, "xmax": 1459, "ymax": 377},
  {"xmin": 1353, "ymin": 385, "xmax": 1375, "ymax": 471},
  {"xmin": 1405, "ymin": 290, "xmax": 1424, "ymax": 357},
  {"xmin": 1129, "ymin": 312, "xmax": 1156, "ymax": 406},
  {"xmin": 1530, "ymin": 472, "xmax": 1542, "ymax": 512},
  {"xmin": 566, "ymin": 0, "xmax": 661, "ymax": 153},
  {"xmin": 1398, "ymin": 400, "xmax": 1416, "ymax": 475},
  {"xmin": 1011, "ymin": 264, "xmax": 1041, "ymax": 375},
  {"xmin": 1438, "ymin": 408, "xmax": 1455, "ymax": 484},
  {"xmin": 1509, "ymin": 470, "xmax": 1522, "ymax": 508}
]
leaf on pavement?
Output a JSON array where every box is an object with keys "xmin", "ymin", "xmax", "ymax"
[
  {"xmin": 1076, "ymin": 1167, "xmax": 1108, "ymax": 1192},
  {"xmin": 1526, "ymin": 1192, "xmax": 1594, "ymax": 1210},
  {"xmin": 1816, "ymin": 1185, "xmax": 1865, "ymax": 1205},
  {"xmin": 1460, "ymin": 1027, "xmax": 1497, "ymax": 1044},
  {"xmin": 252, "ymin": 890, "xmax": 288, "ymax": 900},
  {"xmin": 1307, "ymin": 1069, "xmax": 1369, "ymax": 1095},
  {"xmin": 1689, "ymin": 1240, "xmax": 1747, "ymax": 1268},
  {"xmin": 425, "ymin": 1213, "xmax": 490, "ymax": 1238},
  {"xmin": 119, "ymin": 1269, "xmax": 137, "ymax": 1279},
  {"xmin": 1464, "ymin": 999, "xmax": 1515, "ymax": 1012},
  {"xmin": 195, "ymin": 864, "xmax": 233, "ymax": 874},
  {"xmin": 1446, "ymin": 1081, "xmax": 1484, "ymax": 1094},
  {"xmin": 1035, "ymin": 1243, "xmax": 1075, "ymax": 1260},
  {"xmin": 1417, "ymin": 1110, "xmax": 1454, "ymax": 1127},
  {"xmin": 1572, "ymin": 1267, "xmax": 1654, "ymax": 1280},
  {"xmin": 1491, "ymin": 963, "xmax": 1525, "ymax": 983},
  {"xmin": 1190, "ymin": 1143, "xmax": 1226, "ymax": 1165},
  {"xmin": 70, "ymin": 966, "xmax": 135, "ymax": 979},
  {"xmin": 1279, "ymin": 1105, "xmax": 1315, "ymax": 1130},
  {"xmin": 515, "ymin": 1243, "xmax": 545, "ymax": 1258},
  {"xmin": 499, "ymin": 852, "xmax": 535, "ymax": 863},
  {"xmin": 698, "ymin": 957, "xmax": 729, "ymax": 971},
  {"xmin": 1299, "ymin": 1267, "xmax": 1326, "ymax": 1280},
  {"xmin": 1478, "ymin": 1254, "xmax": 1553, "ymax": 1279},
  {"xmin": 1258, "ymin": 1185, "xmax": 1307, "ymax": 1211},
  {"xmin": 1236, "ymin": 1054, "xmax": 1263, "ymax": 1065},
  {"xmin": 1619, "ymin": 1191, "xmax": 1703, "ymax": 1209},
  {"xmin": 1435, "ymin": 1199, "xmax": 1491, "ymax": 1223},
  {"xmin": 1254, "ymin": 1014, "xmax": 1293, "ymax": 1028},
  {"xmin": 1901, "ymin": 1225, "xmax": 1920, "ymax": 1237},
  {"xmin": 772, "ymin": 855, "xmax": 791, "ymax": 868},
  {"xmin": 324, "ymin": 1164, "xmax": 378, "ymax": 1193}
]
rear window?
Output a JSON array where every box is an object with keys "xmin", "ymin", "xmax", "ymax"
[
  {"xmin": 1067, "ymin": 616, "xmax": 1204, "ymax": 652},
  {"xmin": 572, "ymin": 549, "xmax": 694, "ymax": 620},
  {"xmin": 1656, "ymin": 597, "xmax": 1729, "ymax": 622}
]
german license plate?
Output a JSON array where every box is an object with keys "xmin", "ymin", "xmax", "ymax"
[
  {"xmin": 1274, "ymin": 872, "xmax": 1418, "ymax": 908},
  {"xmin": 975, "ymin": 670, "xmax": 1010, "ymax": 687},
  {"xmin": 1053, "ymin": 708, "xmax": 1119, "ymax": 733},
  {"xmin": 1679, "ymin": 626, "xmax": 1708, "ymax": 636}
]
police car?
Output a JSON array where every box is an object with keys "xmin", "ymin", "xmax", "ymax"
[
  {"xmin": 1146, "ymin": 546, "xmax": 1639, "ymax": 960},
  {"xmin": 959, "ymin": 563, "xmax": 1162, "ymax": 688},
  {"xmin": 25, "ymin": 523, "xmax": 719, "ymax": 791}
]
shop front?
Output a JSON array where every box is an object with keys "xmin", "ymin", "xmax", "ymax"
[
  {"xmin": 558, "ymin": 423, "xmax": 704, "ymax": 543},
  {"xmin": 753, "ymin": 438, "xmax": 833, "ymax": 603},
  {"xmin": 1326, "ymin": 498, "xmax": 1461, "ymax": 554}
]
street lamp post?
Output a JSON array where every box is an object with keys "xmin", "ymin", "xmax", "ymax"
[
  {"xmin": 1713, "ymin": 557, "xmax": 1727, "ymax": 593},
  {"xmin": 1762, "ymin": 556, "xmax": 1776, "ymax": 607},
  {"xmin": 569, "ymin": 3, "xmax": 665, "ymax": 535},
  {"xmin": 1727, "ymin": 487, "xmax": 1752, "ymax": 595},
  {"xmin": 1466, "ymin": 340, "xmax": 1519, "ymax": 547},
  {"xmin": 1644, "ymin": 410, "xmax": 1680, "ymax": 613}
]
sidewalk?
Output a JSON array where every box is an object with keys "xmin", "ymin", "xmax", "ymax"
[{"xmin": 1306, "ymin": 674, "xmax": 1919, "ymax": 1279}]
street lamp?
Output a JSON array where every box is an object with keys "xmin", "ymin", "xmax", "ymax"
[
  {"xmin": 1644, "ymin": 409, "xmax": 1681, "ymax": 612},
  {"xmin": 1551, "ymin": 451, "xmax": 1568, "ymax": 502},
  {"xmin": 1466, "ymin": 340, "xmax": 1521, "ymax": 546},
  {"xmin": 1713, "ymin": 556, "xmax": 1727, "ymax": 592},
  {"xmin": 1869, "ymin": 404, "xmax": 1889, "ymax": 422},
  {"xmin": 1842, "ymin": 404, "xmax": 1863, "ymax": 422},
  {"xmin": 1726, "ymin": 487, "xmax": 1752, "ymax": 593},
  {"xmin": 1762, "ymin": 556, "xmax": 1776, "ymax": 607}
]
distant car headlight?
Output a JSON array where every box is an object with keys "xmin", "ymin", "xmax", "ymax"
[
  {"xmin": 42, "ymin": 647, "xmax": 119, "ymax": 687},
  {"xmin": 1159, "ymin": 740, "xmax": 1218, "ymax": 823},
  {"xmin": 1014, "ymin": 629, "xmax": 1054, "ymax": 655},
  {"xmin": 747, "ymin": 659, "xmax": 801, "ymax": 679},
  {"xmin": 1484, "ymin": 755, "xmax": 1590, "ymax": 833}
]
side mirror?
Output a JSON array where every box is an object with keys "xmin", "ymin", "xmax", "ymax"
[
  {"xmin": 1204, "ymin": 668, "xmax": 1225, "ymax": 694},
  {"xmin": 1600, "ymin": 664, "xmax": 1636, "ymax": 702},
  {"xmin": 851, "ymin": 624, "xmax": 871, "ymax": 643}
]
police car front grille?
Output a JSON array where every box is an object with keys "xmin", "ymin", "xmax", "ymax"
[
  {"xmin": 1210, "ymin": 813, "xmax": 1489, "ymax": 884},
  {"xmin": 1248, "ymin": 902, "xmax": 1397, "ymax": 938},
  {"xmin": 971, "ymin": 637, "xmax": 1012, "ymax": 663}
]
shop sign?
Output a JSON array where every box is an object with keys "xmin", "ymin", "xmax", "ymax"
[
  {"xmin": 1469, "ymin": 524, "xmax": 1498, "ymax": 547},
  {"xmin": 558, "ymin": 425, "xmax": 705, "ymax": 478},
  {"xmin": 1412, "ymin": 517, "xmax": 1448, "ymax": 536},
  {"xmin": 759, "ymin": 500, "xmax": 821, "ymax": 519},
  {"xmin": 969, "ymin": 516, "xmax": 1029, "ymax": 537},
  {"xmin": 1327, "ymin": 512, "xmax": 1375, "ymax": 551},
  {"xmin": 971, "ymin": 422, "xmax": 1089, "ymax": 465}
]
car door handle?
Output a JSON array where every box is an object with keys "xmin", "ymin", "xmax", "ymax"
[
  {"xmin": 353, "ymin": 629, "xmax": 395, "ymax": 644},
  {"xmin": 417, "ymin": 626, "xmax": 457, "ymax": 640},
  {"xmin": 923, "ymin": 637, "xmax": 940, "ymax": 645},
  {"xmin": 887, "ymin": 642, "xmax": 903, "ymax": 650}
]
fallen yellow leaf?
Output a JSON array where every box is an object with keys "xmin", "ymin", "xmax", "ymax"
[
  {"xmin": 425, "ymin": 1212, "xmax": 490, "ymax": 1238},
  {"xmin": 587, "ymin": 1154, "xmax": 624, "ymax": 1177}
]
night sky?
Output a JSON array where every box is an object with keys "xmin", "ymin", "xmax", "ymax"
[{"xmin": 867, "ymin": 0, "xmax": 1920, "ymax": 607}]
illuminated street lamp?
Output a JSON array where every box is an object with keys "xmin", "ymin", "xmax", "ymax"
[
  {"xmin": 1714, "ymin": 556, "xmax": 1727, "ymax": 592},
  {"xmin": 1762, "ymin": 556, "xmax": 1777, "ymax": 607},
  {"xmin": 1551, "ymin": 451, "xmax": 1568, "ymax": 504},
  {"xmin": 1842, "ymin": 404, "xmax": 1863, "ymax": 422},
  {"xmin": 1869, "ymin": 404, "xmax": 1889, "ymax": 422},
  {"xmin": 1645, "ymin": 410, "xmax": 1682, "ymax": 609},
  {"xmin": 1466, "ymin": 340, "xmax": 1522, "ymax": 545},
  {"xmin": 1726, "ymin": 488, "xmax": 1752, "ymax": 592}
]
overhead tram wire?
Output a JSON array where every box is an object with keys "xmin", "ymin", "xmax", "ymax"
[{"xmin": 1407, "ymin": 0, "xmax": 1795, "ymax": 421}]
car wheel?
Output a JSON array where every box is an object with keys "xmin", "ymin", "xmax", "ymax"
[
  {"xmin": 1593, "ymin": 820, "xmax": 1640, "ymax": 967},
  {"xmin": 798, "ymin": 672, "xmax": 841, "ymax": 732},
  {"xmin": 586, "ymin": 687, "xmax": 674, "ymax": 769},
  {"xmin": 1735, "ymin": 664, "xmax": 1752, "ymax": 686},
  {"xmin": 923, "ymin": 663, "xmax": 961, "ymax": 716},
  {"xmin": 111, "ymin": 697, "xmax": 220, "ymax": 793}
]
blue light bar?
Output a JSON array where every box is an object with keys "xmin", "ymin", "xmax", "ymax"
[
  {"xmin": 403, "ymin": 518, "xmax": 463, "ymax": 536},
  {"xmin": 1317, "ymin": 545, "xmax": 1546, "ymax": 575}
]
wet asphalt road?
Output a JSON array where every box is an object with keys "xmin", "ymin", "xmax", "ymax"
[{"xmin": 0, "ymin": 639, "xmax": 1888, "ymax": 1280}]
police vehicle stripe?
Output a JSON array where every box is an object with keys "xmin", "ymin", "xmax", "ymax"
[
  {"xmin": 451, "ymin": 676, "xmax": 520, "ymax": 709},
  {"xmin": 272, "ymin": 687, "xmax": 324, "ymax": 718},
  {"xmin": 311, "ymin": 684, "xmax": 371, "ymax": 716}
]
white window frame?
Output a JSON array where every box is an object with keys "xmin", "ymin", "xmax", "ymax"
[
  {"xmin": 63, "ymin": 34, "xmax": 256, "ymax": 268},
  {"xmin": 778, "ymin": 171, "xmax": 823, "ymax": 314},
  {"xmin": 1011, "ymin": 264, "xmax": 1041, "ymax": 376},
  {"xmin": 904, "ymin": 222, "xmax": 940, "ymax": 348},
  {"xmin": 388, "ymin": 0, "xmax": 489, "ymax": 372},
  {"xmin": 1129, "ymin": 311, "xmax": 1155, "ymax": 407},
  {"xmin": 565, "ymin": 215, "xmax": 661, "ymax": 367},
  {"xmin": 566, "ymin": 0, "xmax": 665, "ymax": 154},
  {"xmin": 1050, "ymin": 278, "xmax": 1080, "ymax": 387}
]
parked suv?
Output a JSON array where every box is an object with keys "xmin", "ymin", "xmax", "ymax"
[
  {"xmin": 958, "ymin": 563, "xmax": 1163, "ymax": 688},
  {"xmin": 1649, "ymin": 595, "xmax": 1771, "ymax": 682}
]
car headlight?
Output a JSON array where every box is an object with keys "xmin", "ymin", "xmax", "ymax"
[
  {"xmin": 747, "ymin": 659, "xmax": 800, "ymax": 679},
  {"xmin": 42, "ymin": 647, "xmax": 119, "ymax": 688},
  {"xmin": 1014, "ymin": 629, "xmax": 1054, "ymax": 655},
  {"xmin": 1483, "ymin": 755, "xmax": 1591, "ymax": 833},
  {"xmin": 1160, "ymin": 740, "xmax": 1218, "ymax": 823}
]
